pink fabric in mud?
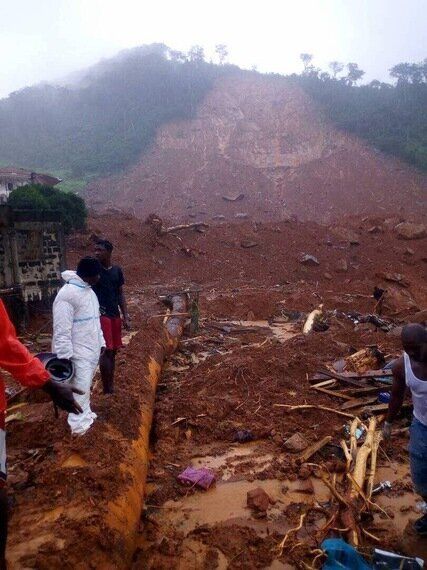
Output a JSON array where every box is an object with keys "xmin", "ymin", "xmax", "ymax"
[{"xmin": 177, "ymin": 467, "xmax": 216, "ymax": 490}]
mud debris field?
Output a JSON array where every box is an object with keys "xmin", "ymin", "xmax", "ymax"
[{"xmin": 4, "ymin": 213, "xmax": 427, "ymax": 568}]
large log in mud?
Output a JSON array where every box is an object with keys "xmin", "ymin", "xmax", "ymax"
[{"xmin": 7, "ymin": 295, "xmax": 187, "ymax": 569}]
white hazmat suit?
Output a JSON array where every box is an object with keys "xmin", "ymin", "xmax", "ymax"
[{"xmin": 52, "ymin": 271, "xmax": 105, "ymax": 435}]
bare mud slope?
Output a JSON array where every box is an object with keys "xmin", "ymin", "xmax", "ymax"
[{"xmin": 86, "ymin": 72, "xmax": 426, "ymax": 223}]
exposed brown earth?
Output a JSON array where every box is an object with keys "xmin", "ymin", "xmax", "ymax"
[
  {"xmin": 86, "ymin": 73, "xmax": 427, "ymax": 224},
  {"xmin": 4, "ymin": 213, "xmax": 426, "ymax": 568}
]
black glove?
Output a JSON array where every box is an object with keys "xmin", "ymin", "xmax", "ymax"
[{"xmin": 43, "ymin": 380, "xmax": 84, "ymax": 415}]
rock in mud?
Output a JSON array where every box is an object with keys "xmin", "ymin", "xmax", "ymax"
[
  {"xmin": 246, "ymin": 487, "xmax": 273, "ymax": 512},
  {"xmin": 376, "ymin": 271, "xmax": 410, "ymax": 287},
  {"xmin": 233, "ymin": 429, "xmax": 254, "ymax": 443},
  {"xmin": 272, "ymin": 433, "xmax": 283, "ymax": 445},
  {"xmin": 222, "ymin": 193, "xmax": 245, "ymax": 202},
  {"xmin": 395, "ymin": 222, "xmax": 427, "ymax": 240},
  {"xmin": 335, "ymin": 258, "xmax": 348, "ymax": 272},
  {"xmin": 378, "ymin": 285, "xmax": 419, "ymax": 318},
  {"xmin": 332, "ymin": 227, "xmax": 360, "ymax": 245},
  {"xmin": 235, "ymin": 213, "xmax": 249, "ymax": 219},
  {"xmin": 300, "ymin": 254, "xmax": 319, "ymax": 266},
  {"xmin": 284, "ymin": 432, "xmax": 309, "ymax": 453},
  {"xmin": 240, "ymin": 240, "xmax": 258, "ymax": 248}
]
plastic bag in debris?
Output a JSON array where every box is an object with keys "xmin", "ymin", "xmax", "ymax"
[
  {"xmin": 321, "ymin": 538, "xmax": 371, "ymax": 569},
  {"xmin": 373, "ymin": 549, "xmax": 424, "ymax": 569},
  {"xmin": 177, "ymin": 467, "xmax": 216, "ymax": 490}
]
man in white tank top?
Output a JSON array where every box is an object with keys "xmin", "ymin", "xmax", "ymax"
[{"xmin": 383, "ymin": 324, "xmax": 427, "ymax": 535}]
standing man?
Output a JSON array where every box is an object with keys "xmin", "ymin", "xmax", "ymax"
[
  {"xmin": 0, "ymin": 299, "xmax": 82, "ymax": 569},
  {"xmin": 53, "ymin": 256, "xmax": 105, "ymax": 435},
  {"xmin": 94, "ymin": 239, "xmax": 130, "ymax": 394},
  {"xmin": 383, "ymin": 324, "xmax": 427, "ymax": 535}
]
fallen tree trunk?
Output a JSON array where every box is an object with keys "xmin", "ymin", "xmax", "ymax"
[
  {"xmin": 350, "ymin": 417, "xmax": 377, "ymax": 500},
  {"xmin": 163, "ymin": 222, "xmax": 209, "ymax": 234},
  {"xmin": 343, "ymin": 417, "xmax": 378, "ymax": 547},
  {"xmin": 7, "ymin": 295, "xmax": 187, "ymax": 569}
]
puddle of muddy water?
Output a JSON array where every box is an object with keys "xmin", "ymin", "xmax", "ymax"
[
  {"xmin": 373, "ymin": 463, "xmax": 418, "ymax": 534},
  {"xmin": 144, "ymin": 442, "xmax": 329, "ymax": 539},
  {"xmin": 146, "ymin": 475, "xmax": 330, "ymax": 536},
  {"xmin": 144, "ymin": 446, "xmax": 420, "ymax": 542},
  {"xmin": 191, "ymin": 444, "xmax": 273, "ymax": 480},
  {"xmin": 229, "ymin": 320, "xmax": 299, "ymax": 343}
]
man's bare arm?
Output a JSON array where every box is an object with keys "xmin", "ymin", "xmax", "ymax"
[
  {"xmin": 386, "ymin": 357, "xmax": 406, "ymax": 424},
  {"xmin": 118, "ymin": 286, "xmax": 130, "ymax": 330}
]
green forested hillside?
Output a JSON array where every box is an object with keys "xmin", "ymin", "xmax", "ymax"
[
  {"xmin": 297, "ymin": 69, "xmax": 427, "ymax": 170},
  {"xmin": 0, "ymin": 44, "xmax": 233, "ymax": 179},
  {"xmin": 0, "ymin": 45, "xmax": 425, "ymax": 184}
]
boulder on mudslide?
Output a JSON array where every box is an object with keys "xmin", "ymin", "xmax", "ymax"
[{"xmin": 395, "ymin": 222, "xmax": 426, "ymax": 240}]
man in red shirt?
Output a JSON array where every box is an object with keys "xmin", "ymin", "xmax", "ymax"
[{"xmin": 0, "ymin": 299, "xmax": 82, "ymax": 569}]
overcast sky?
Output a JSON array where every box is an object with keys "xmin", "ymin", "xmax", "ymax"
[{"xmin": 0, "ymin": 0, "xmax": 426, "ymax": 99}]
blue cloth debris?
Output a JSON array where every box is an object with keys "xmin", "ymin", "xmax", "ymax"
[{"xmin": 321, "ymin": 538, "xmax": 371, "ymax": 569}]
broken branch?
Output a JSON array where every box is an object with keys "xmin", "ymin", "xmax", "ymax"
[
  {"xmin": 274, "ymin": 404, "xmax": 357, "ymax": 419},
  {"xmin": 276, "ymin": 513, "xmax": 307, "ymax": 556},
  {"xmin": 163, "ymin": 222, "xmax": 209, "ymax": 234}
]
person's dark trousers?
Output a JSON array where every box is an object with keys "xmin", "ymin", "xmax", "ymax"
[{"xmin": 100, "ymin": 349, "xmax": 117, "ymax": 394}]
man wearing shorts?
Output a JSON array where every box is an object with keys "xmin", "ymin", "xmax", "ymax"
[
  {"xmin": 0, "ymin": 299, "xmax": 82, "ymax": 568},
  {"xmin": 94, "ymin": 239, "xmax": 130, "ymax": 394}
]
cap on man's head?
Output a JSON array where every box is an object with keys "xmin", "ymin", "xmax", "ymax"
[
  {"xmin": 96, "ymin": 239, "xmax": 114, "ymax": 252},
  {"xmin": 77, "ymin": 256, "xmax": 102, "ymax": 279}
]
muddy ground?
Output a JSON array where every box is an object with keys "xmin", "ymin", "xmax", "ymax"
[{"xmin": 4, "ymin": 213, "xmax": 427, "ymax": 568}]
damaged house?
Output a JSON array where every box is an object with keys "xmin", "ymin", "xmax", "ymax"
[
  {"xmin": 0, "ymin": 167, "xmax": 61, "ymax": 204},
  {"xmin": 0, "ymin": 205, "xmax": 66, "ymax": 328}
]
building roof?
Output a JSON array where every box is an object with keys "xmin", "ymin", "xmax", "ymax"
[{"xmin": 0, "ymin": 167, "xmax": 61, "ymax": 187}]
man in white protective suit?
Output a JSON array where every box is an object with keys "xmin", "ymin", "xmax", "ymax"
[{"xmin": 52, "ymin": 256, "xmax": 106, "ymax": 435}]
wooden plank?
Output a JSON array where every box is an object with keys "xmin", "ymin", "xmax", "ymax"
[
  {"xmin": 363, "ymin": 402, "xmax": 411, "ymax": 415},
  {"xmin": 311, "ymin": 379, "xmax": 337, "ymax": 389},
  {"xmin": 316, "ymin": 369, "xmax": 364, "ymax": 388},
  {"xmin": 312, "ymin": 386, "xmax": 354, "ymax": 401},
  {"xmin": 310, "ymin": 370, "xmax": 393, "ymax": 384},
  {"xmin": 340, "ymin": 386, "xmax": 385, "ymax": 396},
  {"xmin": 341, "ymin": 396, "xmax": 378, "ymax": 410},
  {"xmin": 298, "ymin": 436, "xmax": 333, "ymax": 464},
  {"xmin": 350, "ymin": 370, "xmax": 393, "ymax": 378}
]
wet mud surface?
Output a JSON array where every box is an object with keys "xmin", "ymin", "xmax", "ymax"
[{"xmin": 4, "ymin": 213, "xmax": 427, "ymax": 568}]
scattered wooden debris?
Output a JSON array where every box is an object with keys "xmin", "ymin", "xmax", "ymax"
[
  {"xmin": 341, "ymin": 397, "xmax": 377, "ymax": 411},
  {"xmin": 345, "ymin": 346, "xmax": 385, "ymax": 374},
  {"xmin": 303, "ymin": 304, "xmax": 324, "ymax": 334},
  {"xmin": 297, "ymin": 436, "xmax": 333, "ymax": 464},
  {"xmin": 311, "ymin": 381, "xmax": 353, "ymax": 401},
  {"xmin": 146, "ymin": 214, "xmax": 209, "ymax": 235},
  {"xmin": 274, "ymin": 404, "xmax": 357, "ymax": 419}
]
